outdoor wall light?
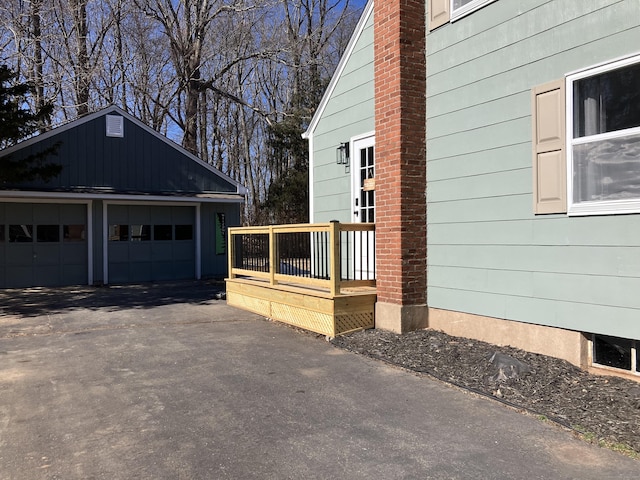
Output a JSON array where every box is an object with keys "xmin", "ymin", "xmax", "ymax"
[{"xmin": 336, "ymin": 142, "xmax": 350, "ymax": 166}]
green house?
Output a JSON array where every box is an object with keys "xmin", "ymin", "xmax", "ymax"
[{"xmin": 305, "ymin": 0, "xmax": 640, "ymax": 378}]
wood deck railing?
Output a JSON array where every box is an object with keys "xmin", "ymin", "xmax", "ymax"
[
  {"xmin": 227, "ymin": 221, "xmax": 376, "ymax": 295},
  {"xmin": 226, "ymin": 222, "xmax": 376, "ymax": 336}
]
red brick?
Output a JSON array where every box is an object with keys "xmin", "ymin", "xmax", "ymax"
[{"xmin": 374, "ymin": 0, "xmax": 426, "ymax": 305}]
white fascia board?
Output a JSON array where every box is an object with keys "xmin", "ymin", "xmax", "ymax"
[
  {"xmin": 0, "ymin": 190, "xmax": 245, "ymax": 204},
  {"xmin": 0, "ymin": 105, "xmax": 248, "ymax": 196},
  {"xmin": 302, "ymin": 0, "xmax": 374, "ymax": 139}
]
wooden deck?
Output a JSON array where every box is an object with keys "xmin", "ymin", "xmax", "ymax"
[{"xmin": 226, "ymin": 223, "xmax": 376, "ymax": 337}]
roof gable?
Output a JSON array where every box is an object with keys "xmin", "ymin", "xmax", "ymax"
[
  {"xmin": 303, "ymin": 0, "xmax": 374, "ymax": 139},
  {"xmin": 0, "ymin": 106, "xmax": 246, "ymax": 196}
]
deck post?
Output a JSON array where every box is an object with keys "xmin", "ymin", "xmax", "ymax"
[
  {"xmin": 269, "ymin": 225, "xmax": 277, "ymax": 286},
  {"xmin": 329, "ymin": 221, "xmax": 341, "ymax": 296},
  {"xmin": 227, "ymin": 229, "xmax": 235, "ymax": 279}
]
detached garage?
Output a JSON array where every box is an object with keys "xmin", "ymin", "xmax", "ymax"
[{"xmin": 0, "ymin": 106, "xmax": 246, "ymax": 288}]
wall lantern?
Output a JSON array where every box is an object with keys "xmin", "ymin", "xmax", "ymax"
[{"xmin": 336, "ymin": 142, "xmax": 350, "ymax": 166}]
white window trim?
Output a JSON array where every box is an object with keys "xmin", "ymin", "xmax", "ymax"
[
  {"xmin": 566, "ymin": 53, "xmax": 640, "ymax": 216},
  {"xmin": 450, "ymin": 0, "xmax": 496, "ymax": 22}
]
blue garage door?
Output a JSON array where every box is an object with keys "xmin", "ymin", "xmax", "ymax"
[
  {"xmin": 107, "ymin": 205, "xmax": 196, "ymax": 284},
  {"xmin": 0, "ymin": 202, "xmax": 88, "ymax": 288}
]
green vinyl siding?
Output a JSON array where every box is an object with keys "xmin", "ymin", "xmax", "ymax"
[
  {"xmin": 311, "ymin": 8, "xmax": 374, "ymax": 223},
  {"xmin": 426, "ymin": 0, "xmax": 640, "ymax": 339}
]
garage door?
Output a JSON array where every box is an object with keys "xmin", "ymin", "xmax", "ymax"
[
  {"xmin": 107, "ymin": 205, "xmax": 196, "ymax": 284},
  {"xmin": 0, "ymin": 202, "xmax": 88, "ymax": 288}
]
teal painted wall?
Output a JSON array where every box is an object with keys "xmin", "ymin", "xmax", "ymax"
[
  {"xmin": 427, "ymin": 0, "xmax": 640, "ymax": 340},
  {"xmin": 311, "ymin": 7, "xmax": 375, "ymax": 222}
]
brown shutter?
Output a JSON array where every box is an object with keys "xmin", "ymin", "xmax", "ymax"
[
  {"xmin": 532, "ymin": 79, "xmax": 567, "ymax": 214},
  {"xmin": 429, "ymin": 0, "xmax": 450, "ymax": 30}
]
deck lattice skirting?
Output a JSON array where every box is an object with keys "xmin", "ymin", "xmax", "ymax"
[{"xmin": 226, "ymin": 223, "xmax": 376, "ymax": 336}]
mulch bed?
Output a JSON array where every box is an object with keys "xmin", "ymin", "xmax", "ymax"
[{"xmin": 330, "ymin": 329, "xmax": 640, "ymax": 456}]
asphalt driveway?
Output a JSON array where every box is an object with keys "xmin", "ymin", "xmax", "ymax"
[{"xmin": 0, "ymin": 281, "xmax": 637, "ymax": 479}]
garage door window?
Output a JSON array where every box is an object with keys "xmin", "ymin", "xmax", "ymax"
[
  {"xmin": 109, "ymin": 224, "xmax": 129, "ymax": 241},
  {"xmin": 154, "ymin": 225, "xmax": 172, "ymax": 241},
  {"xmin": 9, "ymin": 225, "xmax": 33, "ymax": 242},
  {"xmin": 64, "ymin": 225, "xmax": 85, "ymax": 242},
  {"xmin": 37, "ymin": 225, "xmax": 60, "ymax": 243},
  {"xmin": 175, "ymin": 225, "xmax": 193, "ymax": 240},
  {"xmin": 130, "ymin": 224, "xmax": 151, "ymax": 241}
]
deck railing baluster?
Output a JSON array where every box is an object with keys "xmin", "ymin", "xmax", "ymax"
[{"xmin": 227, "ymin": 223, "xmax": 375, "ymax": 291}]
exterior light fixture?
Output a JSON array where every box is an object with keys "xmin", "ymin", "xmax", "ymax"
[{"xmin": 336, "ymin": 142, "xmax": 350, "ymax": 166}]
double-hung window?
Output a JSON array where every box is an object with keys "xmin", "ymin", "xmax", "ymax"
[{"xmin": 567, "ymin": 55, "xmax": 640, "ymax": 215}]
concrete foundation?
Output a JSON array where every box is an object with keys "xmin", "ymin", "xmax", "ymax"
[
  {"xmin": 427, "ymin": 307, "xmax": 590, "ymax": 369},
  {"xmin": 375, "ymin": 302, "xmax": 428, "ymax": 333}
]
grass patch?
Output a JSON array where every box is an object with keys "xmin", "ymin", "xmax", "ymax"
[{"xmin": 572, "ymin": 424, "xmax": 639, "ymax": 460}]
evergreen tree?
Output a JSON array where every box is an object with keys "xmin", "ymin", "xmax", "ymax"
[
  {"xmin": 259, "ymin": 111, "xmax": 310, "ymax": 225},
  {"xmin": 0, "ymin": 65, "xmax": 61, "ymax": 184}
]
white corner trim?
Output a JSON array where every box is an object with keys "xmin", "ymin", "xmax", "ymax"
[
  {"xmin": 102, "ymin": 201, "xmax": 109, "ymax": 285},
  {"xmin": 195, "ymin": 204, "xmax": 202, "ymax": 279},
  {"xmin": 102, "ymin": 202, "xmax": 109, "ymax": 285},
  {"xmin": 308, "ymin": 135, "xmax": 315, "ymax": 223},
  {"xmin": 87, "ymin": 201, "xmax": 94, "ymax": 285}
]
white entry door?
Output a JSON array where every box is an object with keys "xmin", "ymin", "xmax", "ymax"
[{"xmin": 351, "ymin": 135, "xmax": 375, "ymax": 280}]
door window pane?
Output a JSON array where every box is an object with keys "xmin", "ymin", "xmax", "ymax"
[
  {"xmin": 175, "ymin": 225, "xmax": 193, "ymax": 240},
  {"xmin": 0, "ymin": 225, "xmax": 4, "ymax": 242},
  {"xmin": 109, "ymin": 224, "xmax": 129, "ymax": 241},
  {"xmin": 63, "ymin": 225, "xmax": 85, "ymax": 242},
  {"xmin": 37, "ymin": 225, "xmax": 60, "ymax": 243},
  {"xmin": 154, "ymin": 225, "xmax": 173, "ymax": 241},
  {"xmin": 9, "ymin": 225, "xmax": 33, "ymax": 242},
  {"xmin": 130, "ymin": 225, "xmax": 151, "ymax": 241}
]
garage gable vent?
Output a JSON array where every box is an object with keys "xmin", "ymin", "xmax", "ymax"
[{"xmin": 106, "ymin": 114, "xmax": 124, "ymax": 137}]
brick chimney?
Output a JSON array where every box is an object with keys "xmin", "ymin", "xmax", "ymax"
[{"xmin": 374, "ymin": 0, "xmax": 427, "ymax": 332}]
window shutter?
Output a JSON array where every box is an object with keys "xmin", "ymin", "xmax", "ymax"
[
  {"xmin": 532, "ymin": 79, "xmax": 567, "ymax": 214},
  {"xmin": 429, "ymin": 0, "xmax": 450, "ymax": 30}
]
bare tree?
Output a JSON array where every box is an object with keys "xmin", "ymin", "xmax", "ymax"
[{"xmin": 0, "ymin": 0, "xmax": 363, "ymax": 222}]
